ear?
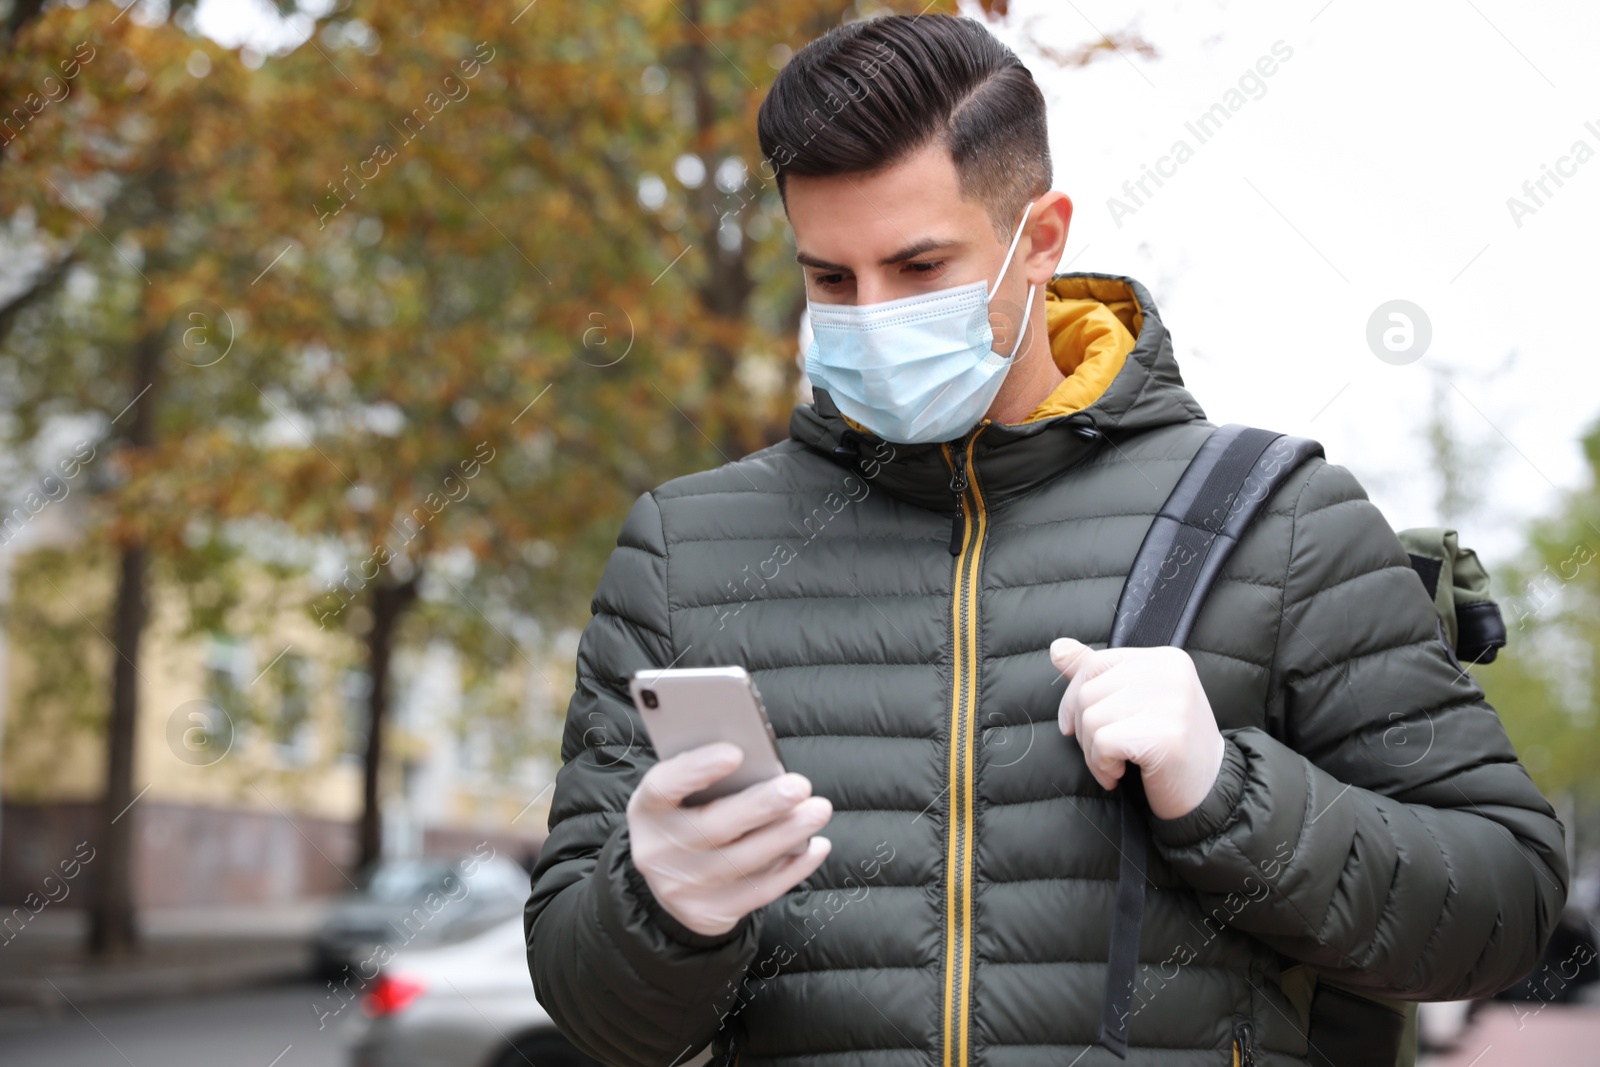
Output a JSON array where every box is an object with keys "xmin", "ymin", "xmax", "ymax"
[{"xmin": 1024, "ymin": 192, "xmax": 1073, "ymax": 284}]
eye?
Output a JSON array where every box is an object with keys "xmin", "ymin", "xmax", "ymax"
[
  {"xmin": 811, "ymin": 272, "xmax": 849, "ymax": 292},
  {"xmin": 904, "ymin": 260, "xmax": 948, "ymax": 280}
]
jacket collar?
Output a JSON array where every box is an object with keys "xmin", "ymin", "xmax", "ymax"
[{"xmin": 788, "ymin": 272, "xmax": 1208, "ymax": 512}]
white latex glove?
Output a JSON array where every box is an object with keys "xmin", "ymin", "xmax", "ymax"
[
  {"xmin": 626, "ymin": 741, "xmax": 833, "ymax": 938},
  {"xmin": 1049, "ymin": 638, "xmax": 1226, "ymax": 821}
]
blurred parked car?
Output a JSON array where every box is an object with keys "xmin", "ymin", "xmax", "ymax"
[
  {"xmin": 1492, "ymin": 903, "xmax": 1600, "ymax": 1005},
  {"xmin": 1417, "ymin": 999, "xmax": 1475, "ymax": 1053},
  {"xmin": 1414, "ymin": 902, "xmax": 1600, "ymax": 1055},
  {"xmin": 345, "ymin": 913, "xmax": 604, "ymax": 1067},
  {"xmin": 315, "ymin": 853, "xmax": 532, "ymax": 980}
]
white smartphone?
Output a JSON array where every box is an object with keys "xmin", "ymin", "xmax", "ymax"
[{"xmin": 629, "ymin": 665, "xmax": 809, "ymax": 857}]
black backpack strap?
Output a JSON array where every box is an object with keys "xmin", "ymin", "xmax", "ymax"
[{"xmin": 1095, "ymin": 423, "xmax": 1323, "ymax": 1058}]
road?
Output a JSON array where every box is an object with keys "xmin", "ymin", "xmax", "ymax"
[
  {"xmin": 0, "ymin": 980, "xmax": 357, "ymax": 1067},
  {"xmin": 4, "ymin": 979, "xmax": 1599, "ymax": 1067}
]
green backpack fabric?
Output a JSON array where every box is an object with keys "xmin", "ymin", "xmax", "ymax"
[{"xmin": 1396, "ymin": 527, "xmax": 1509, "ymax": 667}]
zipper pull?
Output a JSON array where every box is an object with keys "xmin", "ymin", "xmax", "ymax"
[
  {"xmin": 1232, "ymin": 1017, "xmax": 1257, "ymax": 1067},
  {"xmin": 948, "ymin": 447, "xmax": 969, "ymax": 556},
  {"xmin": 831, "ymin": 428, "xmax": 864, "ymax": 460}
]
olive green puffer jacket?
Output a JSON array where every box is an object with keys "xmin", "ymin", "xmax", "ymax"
[{"xmin": 525, "ymin": 273, "xmax": 1569, "ymax": 1067}]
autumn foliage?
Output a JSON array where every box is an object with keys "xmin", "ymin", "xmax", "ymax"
[{"xmin": 1, "ymin": 0, "xmax": 965, "ymax": 951}]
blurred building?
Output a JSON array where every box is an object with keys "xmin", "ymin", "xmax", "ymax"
[{"xmin": 0, "ymin": 495, "xmax": 558, "ymax": 910}]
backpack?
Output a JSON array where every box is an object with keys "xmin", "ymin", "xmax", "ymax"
[{"xmin": 1096, "ymin": 423, "xmax": 1508, "ymax": 1066}]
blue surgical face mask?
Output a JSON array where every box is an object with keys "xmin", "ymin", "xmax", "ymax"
[{"xmin": 804, "ymin": 199, "xmax": 1038, "ymax": 445}]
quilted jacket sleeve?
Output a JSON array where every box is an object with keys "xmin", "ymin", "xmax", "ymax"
[
  {"xmin": 525, "ymin": 491, "xmax": 763, "ymax": 1067},
  {"xmin": 1148, "ymin": 457, "xmax": 1570, "ymax": 1001}
]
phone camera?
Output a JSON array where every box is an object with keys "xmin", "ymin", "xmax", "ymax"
[{"xmin": 640, "ymin": 689, "xmax": 659, "ymax": 709}]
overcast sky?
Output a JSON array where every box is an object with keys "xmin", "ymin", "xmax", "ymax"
[
  {"xmin": 186, "ymin": 0, "xmax": 1600, "ymax": 571},
  {"xmin": 981, "ymin": 0, "xmax": 1600, "ymax": 570}
]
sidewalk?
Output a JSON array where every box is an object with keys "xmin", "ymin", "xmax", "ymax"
[
  {"xmin": 1419, "ymin": 988, "xmax": 1600, "ymax": 1066},
  {"xmin": 0, "ymin": 902, "xmax": 332, "ymax": 1028}
]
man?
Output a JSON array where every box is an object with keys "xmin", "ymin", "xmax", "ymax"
[{"xmin": 525, "ymin": 13, "xmax": 1568, "ymax": 1067}]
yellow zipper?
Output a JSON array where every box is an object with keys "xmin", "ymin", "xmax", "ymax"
[{"xmin": 941, "ymin": 425, "xmax": 989, "ymax": 1067}]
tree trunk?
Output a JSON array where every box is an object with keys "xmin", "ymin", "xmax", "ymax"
[
  {"xmin": 89, "ymin": 314, "xmax": 165, "ymax": 957},
  {"xmin": 678, "ymin": 0, "xmax": 759, "ymax": 462},
  {"xmin": 358, "ymin": 575, "xmax": 420, "ymax": 871},
  {"xmin": 2, "ymin": 0, "xmax": 47, "ymax": 50},
  {"xmin": 88, "ymin": 546, "xmax": 146, "ymax": 957}
]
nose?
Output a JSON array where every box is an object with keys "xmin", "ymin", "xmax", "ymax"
[{"xmin": 852, "ymin": 277, "xmax": 894, "ymax": 305}]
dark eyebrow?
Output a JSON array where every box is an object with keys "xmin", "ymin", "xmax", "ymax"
[
  {"xmin": 881, "ymin": 237, "xmax": 965, "ymax": 265},
  {"xmin": 795, "ymin": 250, "xmax": 852, "ymax": 271},
  {"xmin": 796, "ymin": 237, "xmax": 965, "ymax": 272}
]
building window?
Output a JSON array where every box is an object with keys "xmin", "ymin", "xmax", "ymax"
[
  {"xmin": 274, "ymin": 652, "xmax": 314, "ymax": 765},
  {"xmin": 203, "ymin": 635, "xmax": 252, "ymax": 747},
  {"xmin": 342, "ymin": 668, "xmax": 372, "ymax": 761}
]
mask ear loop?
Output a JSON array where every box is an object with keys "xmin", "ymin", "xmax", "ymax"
[
  {"xmin": 988, "ymin": 199, "xmax": 1038, "ymax": 359},
  {"xmin": 986, "ymin": 199, "xmax": 1038, "ymax": 305},
  {"xmin": 1006, "ymin": 282, "xmax": 1038, "ymax": 360}
]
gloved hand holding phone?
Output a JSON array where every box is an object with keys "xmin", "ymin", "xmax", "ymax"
[{"xmin": 626, "ymin": 742, "xmax": 833, "ymax": 938}]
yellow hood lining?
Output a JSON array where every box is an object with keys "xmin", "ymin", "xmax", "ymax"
[{"xmin": 1021, "ymin": 277, "xmax": 1141, "ymax": 423}]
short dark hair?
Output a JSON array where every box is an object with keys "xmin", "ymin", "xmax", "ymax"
[{"xmin": 756, "ymin": 13, "xmax": 1052, "ymax": 242}]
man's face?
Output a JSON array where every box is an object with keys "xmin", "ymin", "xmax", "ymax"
[{"xmin": 787, "ymin": 139, "xmax": 1064, "ymax": 354}]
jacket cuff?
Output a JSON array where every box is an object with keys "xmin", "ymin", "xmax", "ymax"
[
  {"xmin": 599, "ymin": 822, "xmax": 760, "ymax": 952},
  {"xmin": 1149, "ymin": 733, "xmax": 1248, "ymax": 848}
]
